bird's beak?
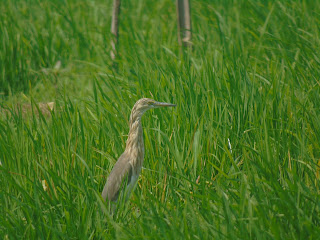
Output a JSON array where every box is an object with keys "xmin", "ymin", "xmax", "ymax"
[{"xmin": 153, "ymin": 101, "xmax": 176, "ymax": 108}]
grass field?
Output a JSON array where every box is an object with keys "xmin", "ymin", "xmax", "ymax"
[{"xmin": 1, "ymin": 0, "xmax": 320, "ymax": 238}]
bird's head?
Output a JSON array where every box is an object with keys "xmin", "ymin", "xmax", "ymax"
[
  {"xmin": 130, "ymin": 98, "xmax": 176, "ymax": 123},
  {"xmin": 134, "ymin": 98, "xmax": 176, "ymax": 113}
]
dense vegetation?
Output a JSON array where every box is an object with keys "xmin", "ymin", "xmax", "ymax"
[{"xmin": 1, "ymin": 0, "xmax": 320, "ymax": 238}]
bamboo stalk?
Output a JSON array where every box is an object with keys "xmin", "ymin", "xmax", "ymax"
[{"xmin": 111, "ymin": 0, "xmax": 121, "ymax": 60}]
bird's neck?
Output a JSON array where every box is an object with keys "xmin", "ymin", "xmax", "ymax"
[{"xmin": 125, "ymin": 115, "xmax": 144, "ymax": 157}]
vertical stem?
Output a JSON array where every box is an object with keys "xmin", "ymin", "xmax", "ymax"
[
  {"xmin": 182, "ymin": 0, "xmax": 192, "ymax": 46},
  {"xmin": 176, "ymin": 0, "xmax": 182, "ymax": 46},
  {"xmin": 176, "ymin": 0, "xmax": 192, "ymax": 48},
  {"xmin": 111, "ymin": 0, "xmax": 121, "ymax": 60}
]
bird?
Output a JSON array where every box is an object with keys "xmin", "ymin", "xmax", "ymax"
[{"xmin": 102, "ymin": 98, "xmax": 176, "ymax": 204}]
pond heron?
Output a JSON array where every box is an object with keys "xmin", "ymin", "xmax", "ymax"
[{"xmin": 102, "ymin": 98, "xmax": 176, "ymax": 203}]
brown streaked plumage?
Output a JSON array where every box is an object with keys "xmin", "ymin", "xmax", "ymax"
[{"xmin": 102, "ymin": 98, "xmax": 176, "ymax": 203}]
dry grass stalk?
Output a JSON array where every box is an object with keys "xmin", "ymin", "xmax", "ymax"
[{"xmin": 176, "ymin": 0, "xmax": 192, "ymax": 47}]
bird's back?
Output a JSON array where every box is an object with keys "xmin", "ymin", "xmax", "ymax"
[{"xmin": 102, "ymin": 151, "xmax": 141, "ymax": 202}]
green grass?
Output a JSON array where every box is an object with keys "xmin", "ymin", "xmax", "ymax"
[{"xmin": 1, "ymin": 0, "xmax": 320, "ymax": 238}]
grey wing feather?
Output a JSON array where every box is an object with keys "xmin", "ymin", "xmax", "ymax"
[{"xmin": 102, "ymin": 152, "xmax": 133, "ymax": 202}]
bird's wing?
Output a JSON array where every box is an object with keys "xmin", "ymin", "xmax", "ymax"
[{"xmin": 102, "ymin": 151, "xmax": 133, "ymax": 202}]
